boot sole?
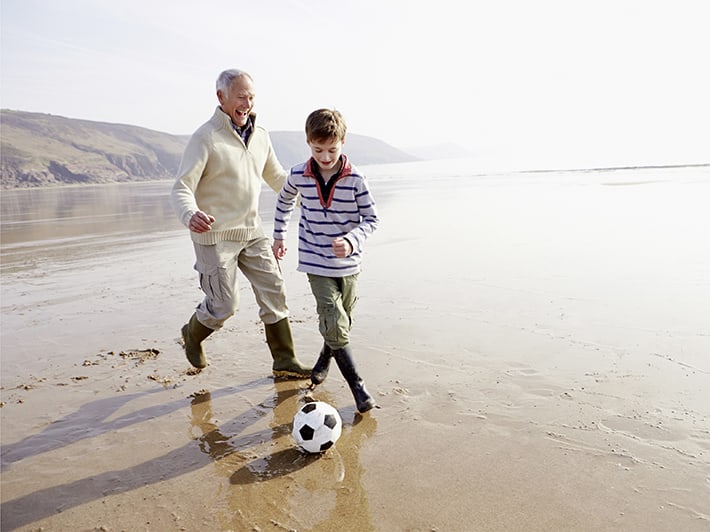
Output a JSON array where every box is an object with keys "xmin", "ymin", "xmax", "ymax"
[{"xmin": 272, "ymin": 369, "xmax": 311, "ymax": 379}]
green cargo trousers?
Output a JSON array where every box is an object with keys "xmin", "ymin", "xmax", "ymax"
[{"xmin": 307, "ymin": 273, "xmax": 359, "ymax": 350}]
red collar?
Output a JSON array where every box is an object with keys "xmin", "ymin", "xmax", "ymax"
[
  {"xmin": 303, "ymin": 154, "xmax": 352, "ymax": 179},
  {"xmin": 303, "ymin": 155, "xmax": 352, "ymax": 209}
]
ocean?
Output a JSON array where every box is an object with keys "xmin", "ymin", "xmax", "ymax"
[{"xmin": 2, "ymin": 158, "xmax": 708, "ymax": 271}]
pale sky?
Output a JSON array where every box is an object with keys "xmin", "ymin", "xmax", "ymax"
[{"xmin": 1, "ymin": 0, "xmax": 708, "ymax": 169}]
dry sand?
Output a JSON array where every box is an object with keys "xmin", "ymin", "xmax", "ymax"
[{"xmin": 1, "ymin": 165, "xmax": 709, "ymax": 531}]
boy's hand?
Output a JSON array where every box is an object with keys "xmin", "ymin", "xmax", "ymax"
[
  {"xmin": 332, "ymin": 237, "xmax": 352, "ymax": 258},
  {"xmin": 272, "ymin": 239, "xmax": 287, "ymax": 260},
  {"xmin": 189, "ymin": 211, "xmax": 215, "ymax": 233}
]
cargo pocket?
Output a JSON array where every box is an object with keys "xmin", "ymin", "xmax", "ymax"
[
  {"xmin": 319, "ymin": 302, "xmax": 349, "ymax": 346},
  {"xmin": 196, "ymin": 262, "xmax": 228, "ymax": 302}
]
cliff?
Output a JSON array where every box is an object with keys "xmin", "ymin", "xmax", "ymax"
[{"xmin": 0, "ymin": 110, "xmax": 417, "ymax": 188}]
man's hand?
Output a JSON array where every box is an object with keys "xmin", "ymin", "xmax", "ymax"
[
  {"xmin": 189, "ymin": 211, "xmax": 215, "ymax": 233},
  {"xmin": 272, "ymin": 239, "xmax": 287, "ymax": 260},
  {"xmin": 332, "ymin": 237, "xmax": 352, "ymax": 258}
]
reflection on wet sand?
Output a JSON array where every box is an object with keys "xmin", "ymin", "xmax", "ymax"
[{"xmin": 190, "ymin": 381, "xmax": 377, "ymax": 530}]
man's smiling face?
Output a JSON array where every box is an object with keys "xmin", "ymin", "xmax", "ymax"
[{"xmin": 218, "ymin": 74, "xmax": 255, "ymax": 127}]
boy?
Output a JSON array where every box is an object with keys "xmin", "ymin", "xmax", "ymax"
[{"xmin": 272, "ymin": 109, "xmax": 379, "ymax": 413}]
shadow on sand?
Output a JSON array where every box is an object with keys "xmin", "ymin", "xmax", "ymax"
[{"xmin": 0, "ymin": 377, "xmax": 317, "ymax": 530}]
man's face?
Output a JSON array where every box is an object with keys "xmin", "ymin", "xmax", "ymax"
[
  {"xmin": 308, "ymin": 138, "xmax": 344, "ymax": 173},
  {"xmin": 218, "ymin": 75, "xmax": 255, "ymax": 127}
]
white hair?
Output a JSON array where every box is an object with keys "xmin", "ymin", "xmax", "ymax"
[{"xmin": 216, "ymin": 69, "xmax": 253, "ymax": 94}]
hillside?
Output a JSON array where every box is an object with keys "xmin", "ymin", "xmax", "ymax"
[{"xmin": 0, "ymin": 110, "xmax": 418, "ymax": 188}]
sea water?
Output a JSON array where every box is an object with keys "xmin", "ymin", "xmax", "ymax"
[{"xmin": 2, "ymin": 159, "xmax": 707, "ymax": 267}]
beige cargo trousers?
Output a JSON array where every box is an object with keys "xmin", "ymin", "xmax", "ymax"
[{"xmin": 192, "ymin": 235, "xmax": 289, "ymax": 330}]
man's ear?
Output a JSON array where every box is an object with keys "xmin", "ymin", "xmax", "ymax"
[{"xmin": 216, "ymin": 90, "xmax": 225, "ymax": 105}]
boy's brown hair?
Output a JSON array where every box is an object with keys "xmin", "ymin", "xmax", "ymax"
[{"xmin": 305, "ymin": 108, "xmax": 347, "ymax": 143}]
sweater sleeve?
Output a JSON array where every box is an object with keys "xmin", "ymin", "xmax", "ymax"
[
  {"xmin": 171, "ymin": 132, "xmax": 209, "ymax": 227},
  {"xmin": 260, "ymin": 134, "xmax": 288, "ymax": 194},
  {"xmin": 273, "ymin": 173, "xmax": 299, "ymax": 241}
]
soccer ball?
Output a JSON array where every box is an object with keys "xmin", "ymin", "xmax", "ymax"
[{"xmin": 292, "ymin": 401, "xmax": 343, "ymax": 453}]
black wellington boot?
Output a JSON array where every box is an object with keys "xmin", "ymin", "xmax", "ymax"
[
  {"xmin": 310, "ymin": 344, "xmax": 333, "ymax": 386},
  {"xmin": 332, "ymin": 346, "xmax": 376, "ymax": 413}
]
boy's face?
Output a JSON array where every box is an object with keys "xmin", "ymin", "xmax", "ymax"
[{"xmin": 308, "ymin": 137, "xmax": 344, "ymax": 173}]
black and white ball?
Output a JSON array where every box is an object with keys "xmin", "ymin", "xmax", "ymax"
[{"xmin": 292, "ymin": 401, "xmax": 343, "ymax": 453}]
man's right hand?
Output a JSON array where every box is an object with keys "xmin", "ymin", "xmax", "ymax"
[{"xmin": 189, "ymin": 211, "xmax": 215, "ymax": 233}]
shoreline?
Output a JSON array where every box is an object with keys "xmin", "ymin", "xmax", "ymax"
[{"xmin": 2, "ymin": 161, "xmax": 708, "ymax": 191}]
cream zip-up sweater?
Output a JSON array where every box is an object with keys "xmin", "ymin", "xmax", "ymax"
[{"xmin": 171, "ymin": 107, "xmax": 287, "ymax": 245}]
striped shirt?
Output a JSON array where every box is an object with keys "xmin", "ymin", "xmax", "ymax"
[{"xmin": 273, "ymin": 155, "xmax": 379, "ymax": 277}]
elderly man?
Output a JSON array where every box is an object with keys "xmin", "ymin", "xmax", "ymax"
[{"xmin": 171, "ymin": 68, "xmax": 310, "ymax": 378}]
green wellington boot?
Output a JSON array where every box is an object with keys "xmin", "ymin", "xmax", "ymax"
[
  {"xmin": 181, "ymin": 313, "xmax": 213, "ymax": 369},
  {"xmin": 264, "ymin": 318, "xmax": 312, "ymax": 379},
  {"xmin": 310, "ymin": 343, "xmax": 333, "ymax": 386},
  {"xmin": 332, "ymin": 346, "xmax": 377, "ymax": 413}
]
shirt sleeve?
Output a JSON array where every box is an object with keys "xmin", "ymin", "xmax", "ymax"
[
  {"xmin": 273, "ymin": 173, "xmax": 299, "ymax": 241},
  {"xmin": 344, "ymin": 176, "xmax": 379, "ymax": 253}
]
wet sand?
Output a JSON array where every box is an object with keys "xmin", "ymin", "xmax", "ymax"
[{"xmin": 1, "ymin": 165, "xmax": 709, "ymax": 531}]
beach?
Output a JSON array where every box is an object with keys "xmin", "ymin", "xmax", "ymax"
[{"xmin": 1, "ymin": 162, "xmax": 709, "ymax": 531}]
